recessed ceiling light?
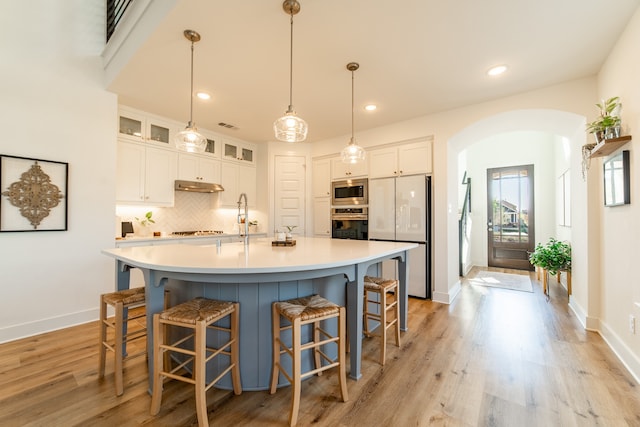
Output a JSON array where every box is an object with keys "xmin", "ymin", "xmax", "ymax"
[
  {"xmin": 364, "ymin": 104, "xmax": 377, "ymax": 111},
  {"xmin": 487, "ymin": 65, "xmax": 507, "ymax": 76},
  {"xmin": 196, "ymin": 92, "xmax": 211, "ymax": 100}
]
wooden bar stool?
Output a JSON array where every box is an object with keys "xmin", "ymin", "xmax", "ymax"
[
  {"xmin": 270, "ymin": 294, "xmax": 348, "ymax": 427},
  {"xmin": 150, "ymin": 297, "xmax": 241, "ymax": 427},
  {"xmin": 363, "ymin": 276, "xmax": 401, "ymax": 365},
  {"xmin": 98, "ymin": 287, "xmax": 147, "ymax": 396}
]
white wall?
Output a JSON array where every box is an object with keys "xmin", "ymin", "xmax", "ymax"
[
  {"xmin": 593, "ymin": 7, "xmax": 640, "ymax": 381},
  {"xmin": 0, "ymin": 1, "xmax": 117, "ymax": 342}
]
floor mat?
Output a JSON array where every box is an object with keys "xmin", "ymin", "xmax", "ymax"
[{"xmin": 469, "ymin": 270, "xmax": 533, "ymax": 293}]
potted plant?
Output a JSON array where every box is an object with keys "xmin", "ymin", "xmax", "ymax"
[
  {"xmin": 284, "ymin": 225, "xmax": 297, "ymax": 241},
  {"xmin": 586, "ymin": 96, "xmax": 621, "ymax": 143},
  {"xmin": 134, "ymin": 211, "xmax": 155, "ymax": 236},
  {"xmin": 528, "ymin": 238, "xmax": 571, "ymax": 276}
]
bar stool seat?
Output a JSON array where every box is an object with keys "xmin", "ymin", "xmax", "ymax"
[
  {"xmin": 270, "ymin": 294, "xmax": 348, "ymax": 426},
  {"xmin": 98, "ymin": 287, "xmax": 147, "ymax": 396},
  {"xmin": 150, "ymin": 297, "xmax": 241, "ymax": 427},
  {"xmin": 363, "ymin": 276, "xmax": 401, "ymax": 365}
]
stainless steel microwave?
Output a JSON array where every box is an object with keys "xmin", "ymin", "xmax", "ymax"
[{"xmin": 331, "ymin": 178, "xmax": 368, "ymax": 206}]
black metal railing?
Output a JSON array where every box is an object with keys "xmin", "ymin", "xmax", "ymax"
[
  {"xmin": 106, "ymin": 0, "xmax": 133, "ymax": 42},
  {"xmin": 459, "ymin": 172, "xmax": 471, "ymax": 276}
]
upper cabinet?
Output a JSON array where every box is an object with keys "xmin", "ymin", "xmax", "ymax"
[
  {"xmin": 177, "ymin": 154, "xmax": 221, "ymax": 183},
  {"xmin": 219, "ymin": 162, "xmax": 256, "ymax": 207},
  {"xmin": 368, "ymin": 140, "xmax": 432, "ymax": 179},
  {"xmin": 223, "ymin": 140, "xmax": 256, "ymax": 165},
  {"xmin": 118, "ymin": 107, "xmax": 176, "ymax": 146},
  {"xmin": 312, "ymin": 158, "xmax": 331, "ymax": 198},
  {"xmin": 116, "ymin": 141, "xmax": 177, "ymax": 206},
  {"xmin": 331, "ymin": 156, "xmax": 368, "ymax": 180}
]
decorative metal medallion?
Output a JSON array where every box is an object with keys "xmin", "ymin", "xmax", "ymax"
[{"xmin": 2, "ymin": 161, "xmax": 64, "ymax": 229}]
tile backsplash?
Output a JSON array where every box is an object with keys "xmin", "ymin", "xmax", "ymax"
[{"xmin": 116, "ymin": 191, "xmax": 265, "ymax": 237}]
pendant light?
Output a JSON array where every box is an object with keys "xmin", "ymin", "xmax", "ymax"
[
  {"xmin": 341, "ymin": 62, "xmax": 366, "ymax": 164},
  {"xmin": 273, "ymin": 0, "xmax": 308, "ymax": 142},
  {"xmin": 174, "ymin": 29, "xmax": 207, "ymax": 153}
]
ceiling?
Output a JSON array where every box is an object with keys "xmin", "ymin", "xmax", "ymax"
[{"xmin": 108, "ymin": 0, "xmax": 639, "ymax": 144}]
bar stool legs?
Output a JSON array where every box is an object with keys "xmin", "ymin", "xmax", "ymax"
[
  {"xmin": 98, "ymin": 287, "xmax": 147, "ymax": 396},
  {"xmin": 363, "ymin": 276, "xmax": 401, "ymax": 365},
  {"xmin": 270, "ymin": 294, "xmax": 348, "ymax": 427},
  {"xmin": 150, "ymin": 298, "xmax": 241, "ymax": 427}
]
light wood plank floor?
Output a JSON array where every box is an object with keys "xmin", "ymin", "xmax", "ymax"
[{"xmin": 2, "ymin": 268, "xmax": 640, "ymax": 426}]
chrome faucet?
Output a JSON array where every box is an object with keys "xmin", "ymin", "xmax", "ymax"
[{"xmin": 237, "ymin": 193, "xmax": 249, "ymax": 246}]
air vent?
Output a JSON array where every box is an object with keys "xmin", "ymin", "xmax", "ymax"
[{"xmin": 218, "ymin": 122, "xmax": 239, "ymax": 130}]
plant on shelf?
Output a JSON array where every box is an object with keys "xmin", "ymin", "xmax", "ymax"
[
  {"xmin": 585, "ymin": 96, "xmax": 622, "ymax": 144},
  {"xmin": 528, "ymin": 238, "xmax": 571, "ymax": 276},
  {"xmin": 135, "ymin": 211, "xmax": 155, "ymax": 227}
]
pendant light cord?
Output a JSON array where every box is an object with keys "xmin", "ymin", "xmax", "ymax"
[
  {"xmin": 288, "ymin": 13, "xmax": 294, "ymax": 109},
  {"xmin": 351, "ymin": 69, "xmax": 355, "ymax": 143},
  {"xmin": 189, "ymin": 40, "xmax": 195, "ymax": 126}
]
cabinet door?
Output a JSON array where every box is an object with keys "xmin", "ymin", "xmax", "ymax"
[
  {"xmin": 348, "ymin": 157, "xmax": 368, "ymax": 177},
  {"xmin": 116, "ymin": 141, "xmax": 145, "ymax": 202},
  {"xmin": 144, "ymin": 146, "xmax": 176, "ymax": 206},
  {"xmin": 118, "ymin": 110, "xmax": 145, "ymax": 142},
  {"xmin": 398, "ymin": 141, "xmax": 432, "ymax": 175},
  {"xmin": 312, "ymin": 158, "xmax": 331, "ymax": 197},
  {"xmin": 220, "ymin": 162, "xmax": 239, "ymax": 206},
  {"xmin": 198, "ymin": 157, "xmax": 221, "ymax": 183},
  {"xmin": 331, "ymin": 157, "xmax": 350, "ymax": 179},
  {"xmin": 146, "ymin": 117, "xmax": 174, "ymax": 145},
  {"xmin": 177, "ymin": 154, "xmax": 199, "ymax": 181},
  {"xmin": 238, "ymin": 164, "xmax": 257, "ymax": 206},
  {"xmin": 313, "ymin": 198, "xmax": 331, "ymax": 237},
  {"xmin": 368, "ymin": 147, "xmax": 398, "ymax": 179}
]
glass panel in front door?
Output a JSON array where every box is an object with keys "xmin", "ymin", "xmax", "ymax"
[{"xmin": 487, "ymin": 165, "xmax": 534, "ymax": 270}]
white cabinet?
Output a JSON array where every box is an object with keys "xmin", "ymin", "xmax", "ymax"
[
  {"xmin": 313, "ymin": 198, "xmax": 332, "ymax": 237},
  {"xmin": 116, "ymin": 141, "xmax": 177, "ymax": 206},
  {"xmin": 118, "ymin": 107, "xmax": 176, "ymax": 146},
  {"xmin": 222, "ymin": 140, "xmax": 256, "ymax": 165},
  {"xmin": 177, "ymin": 154, "xmax": 221, "ymax": 183},
  {"xmin": 368, "ymin": 141, "xmax": 432, "ymax": 179},
  {"xmin": 312, "ymin": 158, "xmax": 331, "ymax": 198},
  {"xmin": 331, "ymin": 156, "xmax": 368, "ymax": 180},
  {"xmin": 220, "ymin": 162, "xmax": 256, "ymax": 207}
]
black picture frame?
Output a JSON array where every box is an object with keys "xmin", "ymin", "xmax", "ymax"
[
  {"xmin": 0, "ymin": 154, "xmax": 69, "ymax": 231},
  {"xmin": 603, "ymin": 149, "xmax": 630, "ymax": 207}
]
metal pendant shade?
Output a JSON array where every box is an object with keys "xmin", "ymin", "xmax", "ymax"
[
  {"xmin": 274, "ymin": 0, "xmax": 308, "ymax": 142},
  {"xmin": 174, "ymin": 29, "xmax": 207, "ymax": 153},
  {"xmin": 341, "ymin": 62, "xmax": 366, "ymax": 164}
]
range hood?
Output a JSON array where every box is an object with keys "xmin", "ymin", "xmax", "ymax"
[{"xmin": 174, "ymin": 180, "xmax": 224, "ymax": 193}]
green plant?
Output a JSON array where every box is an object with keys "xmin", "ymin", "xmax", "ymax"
[
  {"xmin": 284, "ymin": 225, "xmax": 297, "ymax": 232},
  {"xmin": 135, "ymin": 211, "xmax": 155, "ymax": 227},
  {"xmin": 586, "ymin": 96, "xmax": 621, "ymax": 136},
  {"xmin": 528, "ymin": 238, "xmax": 571, "ymax": 275}
]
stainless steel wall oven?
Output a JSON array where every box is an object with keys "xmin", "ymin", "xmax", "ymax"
[{"xmin": 331, "ymin": 207, "xmax": 368, "ymax": 240}]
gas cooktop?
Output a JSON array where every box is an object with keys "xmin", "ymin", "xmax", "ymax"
[{"xmin": 171, "ymin": 230, "xmax": 224, "ymax": 236}]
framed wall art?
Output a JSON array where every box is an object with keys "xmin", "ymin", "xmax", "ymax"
[{"xmin": 0, "ymin": 154, "xmax": 68, "ymax": 232}]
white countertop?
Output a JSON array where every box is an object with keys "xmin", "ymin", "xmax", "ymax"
[
  {"xmin": 102, "ymin": 236, "xmax": 418, "ymax": 274},
  {"xmin": 115, "ymin": 232, "xmax": 265, "ymax": 244}
]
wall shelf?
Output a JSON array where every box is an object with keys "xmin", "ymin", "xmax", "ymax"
[{"xmin": 590, "ymin": 135, "xmax": 632, "ymax": 158}]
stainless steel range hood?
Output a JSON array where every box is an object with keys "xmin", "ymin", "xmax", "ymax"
[{"xmin": 174, "ymin": 180, "xmax": 224, "ymax": 193}]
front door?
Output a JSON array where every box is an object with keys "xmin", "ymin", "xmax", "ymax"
[{"xmin": 487, "ymin": 164, "xmax": 534, "ymax": 270}]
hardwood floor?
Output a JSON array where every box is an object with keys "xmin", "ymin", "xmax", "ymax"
[{"xmin": 2, "ymin": 268, "xmax": 640, "ymax": 426}]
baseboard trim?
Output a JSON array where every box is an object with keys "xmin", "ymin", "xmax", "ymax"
[
  {"xmin": 0, "ymin": 308, "xmax": 99, "ymax": 344},
  {"xmin": 433, "ymin": 280, "xmax": 461, "ymax": 304},
  {"xmin": 598, "ymin": 320, "xmax": 640, "ymax": 385}
]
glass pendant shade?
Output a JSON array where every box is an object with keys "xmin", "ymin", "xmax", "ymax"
[
  {"xmin": 342, "ymin": 62, "xmax": 365, "ymax": 164},
  {"xmin": 275, "ymin": 0, "xmax": 307, "ymax": 142},
  {"xmin": 341, "ymin": 137, "xmax": 366, "ymax": 164},
  {"xmin": 174, "ymin": 123, "xmax": 207, "ymax": 153},
  {"xmin": 175, "ymin": 29, "xmax": 206, "ymax": 153},
  {"xmin": 274, "ymin": 108, "xmax": 308, "ymax": 142}
]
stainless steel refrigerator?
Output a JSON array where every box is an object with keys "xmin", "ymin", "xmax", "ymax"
[{"xmin": 369, "ymin": 174, "xmax": 431, "ymax": 298}]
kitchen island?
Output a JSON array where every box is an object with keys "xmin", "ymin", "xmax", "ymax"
[{"xmin": 102, "ymin": 237, "xmax": 417, "ymax": 391}]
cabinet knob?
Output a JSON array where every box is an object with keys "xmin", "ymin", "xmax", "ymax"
[
  {"xmin": 399, "ymin": 170, "xmax": 403, "ymax": 174},
  {"xmin": 394, "ymin": 171, "xmax": 397, "ymax": 174}
]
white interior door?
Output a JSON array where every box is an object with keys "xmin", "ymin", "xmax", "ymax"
[{"xmin": 274, "ymin": 155, "xmax": 306, "ymax": 236}]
